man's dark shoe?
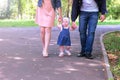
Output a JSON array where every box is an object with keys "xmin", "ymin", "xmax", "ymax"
[
  {"xmin": 77, "ymin": 52, "xmax": 85, "ymax": 57},
  {"xmin": 85, "ymin": 54, "xmax": 94, "ymax": 59}
]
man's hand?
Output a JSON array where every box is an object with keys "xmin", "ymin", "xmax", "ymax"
[
  {"xmin": 100, "ymin": 14, "xmax": 106, "ymax": 22},
  {"xmin": 71, "ymin": 22, "xmax": 77, "ymax": 30}
]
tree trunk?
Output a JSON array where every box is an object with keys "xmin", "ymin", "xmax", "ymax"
[
  {"xmin": 18, "ymin": 0, "xmax": 22, "ymax": 19},
  {"xmin": 66, "ymin": 0, "xmax": 72, "ymax": 17},
  {"xmin": 6, "ymin": 0, "xmax": 10, "ymax": 18}
]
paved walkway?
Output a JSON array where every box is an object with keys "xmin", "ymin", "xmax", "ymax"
[{"xmin": 0, "ymin": 25, "xmax": 120, "ymax": 80}]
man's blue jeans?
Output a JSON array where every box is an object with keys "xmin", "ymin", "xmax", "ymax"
[{"xmin": 79, "ymin": 11, "xmax": 99, "ymax": 54}]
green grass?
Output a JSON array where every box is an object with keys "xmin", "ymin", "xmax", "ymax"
[
  {"xmin": 75, "ymin": 20, "xmax": 120, "ymax": 26},
  {"xmin": 0, "ymin": 19, "xmax": 120, "ymax": 27},
  {"xmin": 98, "ymin": 20, "xmax": 120, "ymax": 25},
  {"xmin": 0, "ymin": 20, "xmax": 37, "ymax": 27},
  {"xmin": 103, "ymin": 31, "xmax": 120, "ymax": 80}
]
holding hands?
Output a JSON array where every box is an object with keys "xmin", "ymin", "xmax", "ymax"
[
  {"xmin": 58, "ymin": 15, "xmax": 62, "ymax": 23},
  {"xmin": 71, "ymin": 22, "xmax": 77, "ymax": 30}
]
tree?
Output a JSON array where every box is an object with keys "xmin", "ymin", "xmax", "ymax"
[
  {"xmin": 18, "ymin": 0, "xmax": 22, "ymax": 19},
  {"xmin": 62, "ymin": 0, "xmax": 72, "ymax": 17},
  {"xmin": 1, "ymin": 0, "xmax": 120, "ymax": 20},
  {"xmin": 107, "ymin": 0, "xmax": 120, "ymax": 19}
]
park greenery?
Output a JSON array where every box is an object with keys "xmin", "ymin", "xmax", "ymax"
[
  {"xmin": 0, "ymin": 0, "xmax": 119, "ymax": 27},
  {"xmin": 0, "ymin": 0, "xmax": 120, "ymax": 20},
  {"xmin": 0, "ymin": 0, "xmax": 120, "ymax": 80},
  {"xmin": 103, "ymin": 31, "xmax": 120, "ymax": 80}
]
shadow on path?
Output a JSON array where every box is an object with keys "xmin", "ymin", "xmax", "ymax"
[{"xmin": 0, "ymin": 25, "xmax": 119, "ymax": 80}]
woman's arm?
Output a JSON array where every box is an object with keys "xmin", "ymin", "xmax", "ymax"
[
  {"xmin": 55, "ymin": 0, "xmax": 62, "ymax": 23},
  {"xmin": 57, "ymin": 7, "xmax": 62, "ymax": 23}
]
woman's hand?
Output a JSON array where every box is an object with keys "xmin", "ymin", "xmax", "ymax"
[
  {"xmin": 57, "ymin": 7, "xmax": 62, "ymax": 23},
  {"xmin": 58, "ymin": 15, "xmax": 62, "ymax": 23}
]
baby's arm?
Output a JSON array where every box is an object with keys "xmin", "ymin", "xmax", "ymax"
[{"xmin": 57, "ymin": 23, "xmax": 62, "ymax": 31}]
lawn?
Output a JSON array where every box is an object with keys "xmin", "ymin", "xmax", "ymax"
[
  {"xmin": 0, "ymin": 19, "xmax": 120, "ymax": 27},
  {"xmin": 103, "ymin": 31, "xmax": 120, "ymax": 80},
  {"xmin": 0, "ymin": 20, "xmax": 37, "ymax": 27},
  {"xmin": 98, "ymin": 20, "xmax": 120, "ymax": 25}
]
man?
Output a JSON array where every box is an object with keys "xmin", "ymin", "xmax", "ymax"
[{"xmin": 71, "ymin": 0, "xmax": 107, "ymax": 59}]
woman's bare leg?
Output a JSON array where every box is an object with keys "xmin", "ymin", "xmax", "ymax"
[
  {"xmin": 44, "ymin": 27, "xmax": 52, "ymax": 56},
  {"xmin": 40, "ymin": 27, "xmax": 45, "ymax": 50}
]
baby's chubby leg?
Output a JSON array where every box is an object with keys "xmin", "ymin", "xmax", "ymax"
[
  {"xmin": 65, "ymin": 46, "xmax": 71, "ymax": 56},
  {"xmin": 59, "ymin": 46, "xmax": 64, "ymax": 57}
]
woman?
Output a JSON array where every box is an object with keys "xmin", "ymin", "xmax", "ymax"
[{"xmin": 35, "ymin": 0, "xmax": 62, "ymax": 57}]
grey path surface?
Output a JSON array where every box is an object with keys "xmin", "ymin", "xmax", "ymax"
[{"xmin": 0, "ymin": 25, "xmax": 120, "ymax": 80}]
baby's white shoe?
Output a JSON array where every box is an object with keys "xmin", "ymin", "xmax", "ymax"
[
  {"xmin": 59, "ymin": 52, "xmax": 64, "ymax": 57},
  {"xmin": 65, "ymin": 50, "xmax": 71, "ymax": 56}
]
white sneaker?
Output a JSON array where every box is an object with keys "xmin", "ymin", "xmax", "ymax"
[
  {"xmin": 65, "ymin": 50, "xmax": 71, "ymax": 56},
  {"xmin": 59, "ymin": 52, "xmax": 64, "ymax": 57}
]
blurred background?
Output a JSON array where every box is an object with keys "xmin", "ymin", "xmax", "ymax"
[{"xmin": 0, "ymin": 0, "xmax": 120, "ymax": 27}]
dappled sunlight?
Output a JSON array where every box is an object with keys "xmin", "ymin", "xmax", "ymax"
[
  {"xmin": 0, "ymin": 71, "xmax": 8, "ymax": 79},
  {"xmin": 55, "ymin": 65, "xmax": 79, "ymax": 73},
  {"xmin": 0, "ymin": 38, "xmax": 9, "ymax": 42},
  {"xmin": 7, "ymin": 56, "xmax": 24, "ymax": 60},
  {"xmin": 0, "ymin": 38, "xmax": 4, "ymax": 41},
  {"xmin": 0, "ymin": 53, "xmax": 106, "ymax": 80},
  {"xmin": 0, "ymin": 27, "xmax": 112, "ymax": 79},
  {"xmin": 24, "ymin": 37, "xmax": 40, "ymax": 41},
  {"xmin": 73, "ymin": 60, "xmax": 102, "ymax": 67},
  {"xmin": 74, "ymin": 62, "xmax": 85, "ymax": 65},
  {"xmin": 0, "ymin": 0, "xmax": 7, "ymax": 9},
  {"xmin": 71, "ymin": 43, "xmax": 80, "ymax": 46},
  {"xmin": 50, "ymin": 40, "xmax": 57, "ymax": 45},
  {"xmin": 88, "ymin": 63, "xmax": 99, "ymax": 67}
]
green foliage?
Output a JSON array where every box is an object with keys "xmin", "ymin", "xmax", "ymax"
[
  {"xmin": 103, "ymin": 31, "xmax": 120, "ymax": 52},
  {"xmin": 0, "ymin": 20, "xmax": 120, "ymax": 27},
  {"xmin": 62, "ymin": 0, "xmax": 72, "ymax": 17},
  {"xmin": 111, "ymin": 58, "xmax": 120, "ymax": 79},
  {"xmin": 108, "ymin": 78, "xmax": 114, "ymax": 80},
  {"xmin": 5, "ymin": 0, "xmax": 37, "ymax": 19},
  {"xmin": 107, "ymin": 0, "xmax": 120, "ymax": 20},
  {"xmin": 103, "ymin": 31, "xmax": 120, "ymax": 80},
  {"xmin": 0, "ymin": 20, "xmax": 37, "ymax": 27},
  {"xmin": 0, "ymin": 0, "xmax": 120, "ymax": 20},
  {"xmin": 98, "ymin": 20, "xmax": 120, "ymax": 25}
]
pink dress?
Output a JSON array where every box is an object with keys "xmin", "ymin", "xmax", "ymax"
[{"xmin": 35, "ymin": 0, "xmax": 55, "ymax": 27}]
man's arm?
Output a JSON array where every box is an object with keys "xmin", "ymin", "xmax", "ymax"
[
  {"xmin": 100, "ymin": 0, "xmax": 107, "ymax": 15},
  {"xmin": 71, "ymin": 0, "xmax": 79, "ymax": 22},
  {"xmin": 100, "ymin": 0, "xmax": 107, "ymax": 22}
]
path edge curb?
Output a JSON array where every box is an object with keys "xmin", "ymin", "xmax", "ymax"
[{"xmin": 100, "ymin": 31, "xmax": 114, "ymax": 80}]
